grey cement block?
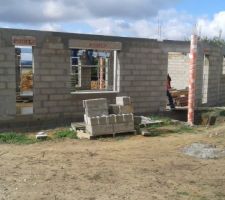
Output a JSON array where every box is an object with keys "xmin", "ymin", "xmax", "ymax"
[
  {"xmin": 123, "ymin": 114, "xmax": 134, "ymax": 122},
  {"xmin": 107, "ymin": 115, "xmax": 116, "ymax": 124},
  {"xmin": 115, "ymin": 115, "xmax": 124, "ymax": 123},
  {"xmin": 86, "ymin": 124, "xmax": 113, "ymax": 136},
  {"xmin": 84, "ymin": 115, "xmax": 99, "ymax": 125},
  {"xmin": 109, "ymin": 104, "xmax": 120, "ymax": 114},
  {"xmin": 83, "ymin": 98, "xmax": 108, "ymax": 108},
  {"xmin": 98, "ymin": 116, "xmax": 107, "ymax": 125},
  {"xmin": 113, "ymin": 122, "xmax": 134, "ymax": 133},
  {"xmin": 0, "ymin": 54, "xmax": 5, "ymax": 61},
  {"xmin": 83, "ymin": 98, "xmax": 109, "ymax": 117},
  {"xmin": 116, "ymin": 96, "xmax": 131, "ymax": 106},
  {"xmin": 109, "ymin": 104, "xmax": 134, "ymax": 114},
  {"xmin": 85, "ymin": 108, "xmax": 108, "ymax": 117}
]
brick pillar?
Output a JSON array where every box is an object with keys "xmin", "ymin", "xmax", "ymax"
[{"xmin": 188, "ymin": 34, "xmax": 197, "ymax": 125}]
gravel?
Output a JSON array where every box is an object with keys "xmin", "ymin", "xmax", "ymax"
[{"xmin": 183, "ymin": 143, "xmax": 225, "ymax": 159}]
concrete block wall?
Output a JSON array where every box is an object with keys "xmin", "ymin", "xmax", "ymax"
[
  {"xmin": 168, "ymin": 52, "xmax": 189, "ymax": 90},
  {"xmin": 0, "ymin": 32, "xmax": 16, "ymax": 120},
  {"xmin": 118, "ymin": 40, "xmax": 168, "ymax": 114},
  {"xmin": 33, "ymin": 36, "xmax": 72, "ymax": 119},
  {"xmin": 220, "ymin": 76, "xmax": 225, "ymax": 105},
  {"xmin": 219, "ymin": 54, "xmax": 225, "ymax": 105},
  {"xmin": 1, "ymin": 28, "xmax": 225, "ymax": 126},
  {"xmin": 195, "ymin": 43, "xmax": 225, "ymax": 107}
]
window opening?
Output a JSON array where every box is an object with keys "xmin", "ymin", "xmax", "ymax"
[{"xmin": 70, "ymin": 49, "xmax": 116, "ymax": 92}]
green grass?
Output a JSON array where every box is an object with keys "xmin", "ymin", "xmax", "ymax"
[
  {"xmin": 0, "ymin": 129, "xmax": 77, "ymax": 145},
  {"xmin": 150, "ymin": 115, "xmax": 173, "ymax": 125},
  {"xmin": 0, "ymin": 132, "xmax": 35, "ymax": 144},
  {"xmin": 54, "ymin": 129, "xmax": 77, "ymax": 139},
  {"xmin": 177, "ymin": 191, "xmax": 189, "ymax": 196},
  {"xmin": 145, "ymin": 122, "xmax": 195, "ymax": 137},
  {"xmin": 176, "ymin": 124, "xmax": 194, "ymax": 133}
]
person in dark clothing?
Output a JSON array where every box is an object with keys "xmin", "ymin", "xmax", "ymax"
[{"xmin": 166, "ymin": 74, "xmax": 175, "ymax": 109}]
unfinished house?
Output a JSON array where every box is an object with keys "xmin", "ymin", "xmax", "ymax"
[{"xmin": 0, "ymin": 28, "xmax": 225, "ymax": 128}]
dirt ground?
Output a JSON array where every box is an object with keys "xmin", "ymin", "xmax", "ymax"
[{"xmin": 0, "ymin": 125, "xmax": 225, "ymax": 200}]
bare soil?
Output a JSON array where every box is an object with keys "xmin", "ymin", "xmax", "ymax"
[{"xmin": 1, "ymin": 125, "xmax": 225, "ymax": 200}]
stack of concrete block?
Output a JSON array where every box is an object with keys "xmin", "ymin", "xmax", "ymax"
[
  {"xmin": 109, "ymin": 96, "xmax": 134, "ymax": 114},
  {"xmin": 83, "ymin": 98, "xmax": 112, "ymax": 136},
  {"xmin": 83, "ymin": 97, "xmax": 134, "ymax": 136}
]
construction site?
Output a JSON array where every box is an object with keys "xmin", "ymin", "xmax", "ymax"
[{"xmin": 1, "ymin": 28, "xmax": 225, "ymax": 200}]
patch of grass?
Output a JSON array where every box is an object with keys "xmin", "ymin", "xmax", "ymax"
[
  {"xmin": 145, "ymin": 123, "xmax": 196, "ymax": 137},
  {"xmin": 54, "ymin": 129, "xmax": 77, "ymax": 139},
  {"xmin": 150, "ymin": 115, "xmax": 173, "ymax": 125},
  {"xmin": 177, "ymin": 191, "xmax": 189, "ymax": 196},
  {"xmin": 0, "ymin": 132, "xmax": 35, "ymax": 144},
  {"xmin": 176, "ymin": 124, "xmax": 194, "ymax": 134}
]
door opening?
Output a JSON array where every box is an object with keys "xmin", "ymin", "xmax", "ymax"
[{"xmin": 15, "ymin": 46, "xmax": 33, "ymax": 115}]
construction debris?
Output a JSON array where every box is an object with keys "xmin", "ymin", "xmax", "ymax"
[
  {"xmin": 134, "ymin": 116, "xmax": 162, "ymax": 127},
  {"xmin": 171, "ymin": 89, "xmax": 188, "ymax": 107},
  {"xmin": 183, "ymin": 143, "xmax": 225, "ymax": 159},
  {"xmin": 36, "ymin": 131, "xmax": 48, "ymax": 139},
  {"xmin": 21, "ymin": 71, "xmax": 33, "ymax": 91}
]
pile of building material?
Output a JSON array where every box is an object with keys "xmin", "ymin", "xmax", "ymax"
[
  {"xmin": 21, "ymin": 71, "xmax": 33, "ymax": 91},
  {"xmin": 171, "ymin": 89, "xmax": 188, "ymax": 107},
  {"xmin": 83, "ymin": 97, "xmax": 135, "ymax": 137},
  {"xmin": 91, "ymin": 81, "xmax": 105, "ymax": 90}
]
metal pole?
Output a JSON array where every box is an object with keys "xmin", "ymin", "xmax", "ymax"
[{"xmin": 188, "ymin": 34, "xmax": 198, "ymax": 125}]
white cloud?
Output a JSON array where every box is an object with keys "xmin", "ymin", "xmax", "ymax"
[
  {"xmin": 0, "ymin": 0, "xmax": 179, "ymax": 23},
  {"xmin": 43, "ymin": 1, "xmax": 65, "ymax": 19},
  {"xmin": 86, "ymin": 9, "xmax": 194, "ymax": 40},
  {"xmin": 40, "ymin": 23, "xmax": 62, "ymax": 32},
  {"xmin": 1, "ymin": 1, "xmax": 225, "ymax": 40},
  {"xmin": 197, "ymin": 11, "xmax": 225, "ymax": 39}
]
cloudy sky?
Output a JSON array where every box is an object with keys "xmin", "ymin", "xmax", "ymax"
[{"xmin": 0, "ymin": 0, "xmax": 225, "ymax": 40}]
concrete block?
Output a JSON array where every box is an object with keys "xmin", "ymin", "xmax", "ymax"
[
  {"xmin": 46, "ymin": 36, "xmax": 62, "ymax": 43},
  {"xmin": 0, "ymin": 83, "xmax": 6, "ymax": 89},
  {"xmin": 113, "ymin": 122, "xmax": 134, "ymax": 133},
  {"xmin": 41, "ymin": 76, "xmax": 56, "ymax": 82},
  {"xmin": 40, "ymin": 49, "xmax": 56, "ymax": 55},
  {"xmin": 7, "ymin": 82, "xmax": 16, "ymax": 89},
  {"xmin": 0, "ymin": 54, "xmax": 5, "ymax": 61},
  {"xmin": 47, "ymin": 43, "xmax": 64, "ymax": 49},
  {"xmin": 109, "ymin": 104, "xmax": 134, "ymax": 114},
  {"xmin": 98, "ymin": 116, "xmax": 107, "ymax": 125},
  {"xmin": 84, "ymin": 115, "xmax": 99, "ymax": 125},
  {"xmin": 83, "ymin": 98, "xmax": 108, "ymax": 117},
  {"xmin": 86, "ymin": 124, "xmax": 113, "ymax": 136},
  {"xmin": 120, "ymin": 105, "xmax": 134, "ymax": 114},
  {"xmin": 107, "ymin": 114, "xmax": 116, "ymax": 124},
  {"xmin": 85, "ymin": 108, "xmax": 108, "ymax": 117},
  {"xmin": 115, "ymin": 114, "xmax": 124, "ymax": 123},
  {"xmin": 109, "ymin": 104, "xmax": 120, "ymax": 114},
  {"xmin": 83, "ymin": 98, "xmax": 108, "ymax": 108},
  {"xmin": 123, "ymin": 114, "xmax": 134, "ymax": 122},
  {"xmin": 116, "ymin": 96, "xmax": 131, "ymax": 106}
]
